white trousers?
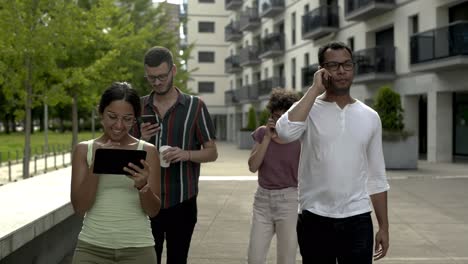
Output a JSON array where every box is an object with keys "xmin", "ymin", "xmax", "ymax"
[{"xmin": 247, "ymin": 186, "xmax": 299, "ymax": 264}]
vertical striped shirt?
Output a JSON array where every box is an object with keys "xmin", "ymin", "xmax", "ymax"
[{"xmin": 133, "ymin": 88, "xmax": 216, "ymax": 209}]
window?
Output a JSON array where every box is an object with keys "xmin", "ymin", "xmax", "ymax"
[
  {"xmin": 304, "ymin": 53, "xmax": 309, "ymax": 66},
  {"xmin": 198, "ymin": 21, "xmax": 215, "ymax": 33},
  {"xmin": 409, "ymin": 15, "xmax": 419, "ymax": 34},
  {"xmin": 198, "ymin": 51, "xmax": 215, "ymax": 63},
  {"xmin": 198, "ymin": 82, "xmax": 215, "ymax": 93},
  {"xmin": 291, "ymin": 58, "xmax": 296, "ymax": 89},
  {"xmin": 199, "ymin": 0, "xmax": 214, "ymax": 3},
  {"xmin": 291, "ymin": 12, "xmax": 296, "ymax": 45},
  {"xmin": 348, "ymin": 37, "xmax": 354, "ymax": 51}
]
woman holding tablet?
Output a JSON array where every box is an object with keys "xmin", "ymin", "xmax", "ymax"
[{"xmin": 71, "ymin": 82, "xmax": 161, "ymax": 263}]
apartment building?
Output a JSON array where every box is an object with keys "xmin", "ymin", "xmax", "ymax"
[
  {"xmin": 185, "ymin": 0, "xmax": 230, "ymax": 140},
  {"xmin": 186, "ymin": 0, "xmax": 468, "ymax": 162}
]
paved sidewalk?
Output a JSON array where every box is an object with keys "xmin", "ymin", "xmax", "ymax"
[
  {"xmin": 190, "ymin": 142, "xmax": 468, "ymax": 264},
  {"xmin": 4, "ymin": 141, "xmax": 467, "ymax": 264}
]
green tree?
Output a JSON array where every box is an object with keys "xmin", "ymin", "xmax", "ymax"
[
  {"xmin": 0, "ymin": 0, "xmax": 76, "ymax": 177},
  {"xmin": 373, "ymin": 85, "xmax": 404, "ymax": 132},
  {"xmin": 245, "ymin": 106, "xmax": 257, "ymax": 131},
  {"xmin": 258, "ymin": 108, "xmax": 270, "ymax": 126}
]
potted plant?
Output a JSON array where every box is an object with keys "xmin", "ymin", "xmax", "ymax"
[
  {"xmin": 238, "ymin": 106, "xmax": 257, "ymax": 149},
  {"xmin": 373, "ymin": 85, "xmax": 418, "ymax": 169}
]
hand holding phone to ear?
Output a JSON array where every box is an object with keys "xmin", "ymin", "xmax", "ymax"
[{"xmin": 310, "ymin": 67, "xmax": 332, "ymax": 95}]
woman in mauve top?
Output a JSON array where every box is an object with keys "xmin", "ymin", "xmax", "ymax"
[{"xmin": 247, "ymin": 88, "xmax": 301, "ymax": 264}]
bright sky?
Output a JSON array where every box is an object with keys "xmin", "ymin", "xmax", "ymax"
[{"xmin": 153, "ymin": 0, "xmax": 181, "ymax": 5}]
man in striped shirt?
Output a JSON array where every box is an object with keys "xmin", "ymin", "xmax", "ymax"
[{"xmin": 134, "ymin": 46, "xmax": 218, "ymax": 264}]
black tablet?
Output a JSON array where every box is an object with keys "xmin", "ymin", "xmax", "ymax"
[{"xmin": 93, "ymin": 148, "xmax": 147, "ymax": 175}]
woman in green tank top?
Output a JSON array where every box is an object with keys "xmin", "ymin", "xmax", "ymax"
[{"xmin": 70, "ymin": 82, "xmax": 161, "ymax": 263}]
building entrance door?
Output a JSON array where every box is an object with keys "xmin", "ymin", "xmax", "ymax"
[
  {"xmin": 454, "ymin": 93, "xmax": 468, "ymax": 157},
  {"xmin": 419, "ymin": 95, "xmax": 427, "ymax": 159}
]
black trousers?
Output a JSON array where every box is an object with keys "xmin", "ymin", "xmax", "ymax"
[
  {"xmin": 150, "ymin": 196, "xmax": 197, "ymax": 264},
  {"xmin": 297, "ymin": 210, "xmax": 374, "ymax": 264}
]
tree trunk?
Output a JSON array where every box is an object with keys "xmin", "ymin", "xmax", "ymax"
[
  {"xmin": 72, "ymin": 92, "xmax": 79, "ymax": 150},
  {"xmin": 23, "ymin": 55, "xmax": 32, "ymax": 179}
]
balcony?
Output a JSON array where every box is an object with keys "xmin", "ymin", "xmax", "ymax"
[
  {"xmin": 240, "ymin": 46, "xmax": 262, "ymax": 67},
  {"xmin": 345, "ymin": 0, "xmax": 396, "ymax": 21},
  {"xmin": 237, "ymin": 85, "xmax": 258, "ymax": 102},
  {"xmin": 225, "ymin": 55, "xmax": 242, "ymax": 74},
  {"xmin": 239, "ymin": 7, "xmax": 261, "ymax": 31},
  {"xmin": 224, "ymin": 90, "xmax": 239, "ymax": 105},
  {"xmin": 225, "ymin": 21, "xmax": 242, "ymax": 42},
  {"xmin": 302, "ymin": 5, "xmax": 339, "ymax": 40},
  {"xmin": 353, "ymin": 46, "xmax": 396, "ymax": 83},
  {"xmin": 225, "ymin": 0, "xmax": 243, "ymax": 11},
  {"xmin": 259, "ymin": 0, "xmax": 284, "ymax": 18},
  {"xmin": 301, "ymin": 64, "xmax": 319, "ymax": 90},
  {"xmin": 410, "ymin": 22, "xmax": 468, "ymax": 72},
  {"xmin": 257, "ymin": 77, "xmax": 285, "ymax": 96},
  {"xmin": 259, "ymin": 33, "xmax": 285, "ymax": 59}
]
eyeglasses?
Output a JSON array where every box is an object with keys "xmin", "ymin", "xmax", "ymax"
[
  {"xmin": 104, "ymin": 112, "xmax": 136, "ymax": 127},
  {"xmin": 144, "ymin": 65, "xmax": 173, "ymax": 83},
  {"xmin": 322, "ymin": 60, "xmax": 355, "ymax": 71}
]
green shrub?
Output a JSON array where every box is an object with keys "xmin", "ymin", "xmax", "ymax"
[
  {"xmin": 373, "ymin": 85, "xmax": 404, "ymax": 132},
  {"xmin": 373, "ymin": 85, "xmax": 413, "ymax": 141},
  {"xmin": 241, "ymin": 106, "xmax": 257, "ymax": 131},
  {"xmin": 258, "ymin": 108, "xmax": 270, "ymax": 126}
]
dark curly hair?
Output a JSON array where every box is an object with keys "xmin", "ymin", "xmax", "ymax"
[{"xmin": 266, "ymin": 88, "xmax": 300, "ymax": 114}]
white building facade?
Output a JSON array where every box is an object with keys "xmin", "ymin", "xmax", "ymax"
[{"xmin": 186, "ymin": 0, "xmax": 468, "ymax": 162}]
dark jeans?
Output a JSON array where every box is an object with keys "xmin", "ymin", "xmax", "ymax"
[
  {"xmin": 150, "ymin": 196, "xmax": 197, "ymax": 264},
  {"xmin": 297, "ymin": 210, "xmax": 373, "ymax": 264}
]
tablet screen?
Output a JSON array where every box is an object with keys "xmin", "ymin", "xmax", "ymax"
[{"xmin": 93, "ymin": 148, "xmax": 147, "ymax": 175}]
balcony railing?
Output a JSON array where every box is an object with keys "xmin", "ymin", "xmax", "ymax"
[
  {"xmin": 257, "ymin": 77, "xmax": 285, "ymax": 96},
  {"xmin": 353, "ymin": 46, "xmax": 396, "ymax": 83},
  {"xmin": 302, "ymin": 5, "xmax": 339, "ymax": 40},
  {"xmin": 239, "ymin": 7, "xmax": 261, "ymax": 31},
  {"xmin": 259, "ymin": 0, "xmax": 284, "ymax": 18},
  {"xmin": 237, "ymin": 85, "xmax": 258, "ymax": 101},
  {"xmin": 225, "ymin": 55, "xmax": 242, "ymax": 73},
  {"xmin": 345, "ymin": 0, "xmax": 396, "ymax": 21},
  {"xmin": 301, "ymin": 64, "xmax": 318, "ymax": 89},
  {"xmin": 225, "ymin": 0, "xmax": 243, "ymax": 10},
  {"xmin": 225, "ymin": 21, "xmax": 242, "ymax": 42},
  {"xmin": 259, "ymin": 33, "xmax": 285, "ymax": 59},
  {"xmin": 224, "ymin": 90, "xmax": 239, "ymax": 105},
  {"xmin": 239, "ymin": 46, "xmax": 261, "ymax": 66},
  {"xmin": 410, "ymin": 22, "xmax": 468, "ymax": 68}
]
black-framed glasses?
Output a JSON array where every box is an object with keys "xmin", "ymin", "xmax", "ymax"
[
  {"xmin": 144, "ymin": 65, "xmax": 173, "ymax": 83},
  {"xmin": 322, "ymin": 60, "xmax": 355, "ymax": 71}
]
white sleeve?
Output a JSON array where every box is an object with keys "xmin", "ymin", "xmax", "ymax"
[
  {"xmin": 275, "ymin": 102, "xmax": 307, "ymax": 143},
  {"xmin": 366, "ymin": 114, "xmax": 390, "ymax": 195}
]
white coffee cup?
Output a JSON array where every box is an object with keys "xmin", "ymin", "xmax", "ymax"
[{"xmin": 159, "ymin": 145, "xmax": 172, "ymax": 168}]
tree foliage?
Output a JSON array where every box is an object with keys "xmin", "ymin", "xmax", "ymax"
[
  {"xmin": 0, "ymin": 0, "xmax": 191, "ymax": 177},
  {"xmin": 244, "ymin": 106, "xmax": 257, "ymax": 131},
  {"xmin": 373, "ymin": 85, "xmax": 404, "ymax": 132}
]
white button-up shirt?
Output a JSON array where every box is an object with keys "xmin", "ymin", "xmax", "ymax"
[{"xmin": 276, "ymin": 98, "xmax": 389, "ymax": 218}]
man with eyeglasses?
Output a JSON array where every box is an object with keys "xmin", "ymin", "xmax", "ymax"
[
  {"xmin": 132, "ymin": 46, "xmax": 218, "ymax": 264},
  {"xmin": 275, "ymin": 42, "xmax": 390, "ymax": 263}
]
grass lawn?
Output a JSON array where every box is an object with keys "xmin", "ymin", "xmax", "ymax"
[{"xmin": 0, "ymin": 131, "xmax": 95, "ymax": 162}]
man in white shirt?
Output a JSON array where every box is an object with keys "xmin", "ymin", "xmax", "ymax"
[{"xmin": 276, "ymin": 41, "xmax": 390, "ymax": 263}]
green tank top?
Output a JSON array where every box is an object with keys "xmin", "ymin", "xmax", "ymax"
[{"xmin": 78, "ymin": 140, "xmax": 154, "ymax": 249}]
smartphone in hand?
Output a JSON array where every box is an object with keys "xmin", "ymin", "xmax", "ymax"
[
  {"xmin": 322, "ymin": 72, "xmax": 333, "ymax": 90},
  {"xmin": 141, "ymin": 115, "xmax": 158, "ymax": 125}
]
